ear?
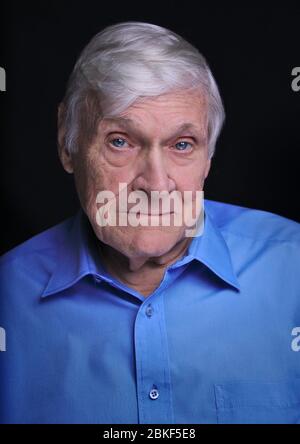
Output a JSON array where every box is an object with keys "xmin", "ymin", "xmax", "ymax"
[
  {"xmin": 204, "ymin": 157, "xmax": 211, "ymax": 179},
  {"xmin": 57, "ymin": 102, "xmax": 74, "ymax": 174}
]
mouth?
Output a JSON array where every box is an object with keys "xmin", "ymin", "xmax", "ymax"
[{"xmin": 127, "ymin": 211, "xmax": 175, "ymax": 216}]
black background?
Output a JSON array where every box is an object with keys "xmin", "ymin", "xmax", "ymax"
[{"xmin": 1, "ymin": 3, "xmax": 300, "ymax": 255}]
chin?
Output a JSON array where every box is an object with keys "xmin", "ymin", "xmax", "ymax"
[{"xmin": 126, "ymin": 227, "xmax": 182, "ymax": 258}]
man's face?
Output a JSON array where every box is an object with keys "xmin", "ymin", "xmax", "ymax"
[{"xmin": 60, "ymin": 89, "xmax": 211, "ymax": 260}]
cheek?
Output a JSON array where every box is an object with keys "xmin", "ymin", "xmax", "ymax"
[
  {"xmin": 176, "ymin": 169, "xmax": 206, "ymax": 192},
  {"xmin": 73, "ymin": 156, "xmax": 106, "ymax": 210},
  {"xmin": 90, "ymin": 147, "xmax": 137, "ymax": 191},
  {"xmin": 170, "ymin": 150, "xmax": 210, "ymax": 189}
]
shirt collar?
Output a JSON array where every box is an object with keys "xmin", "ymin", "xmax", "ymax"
[
  {"xmin": 41, "ymin": 210, "xmax": 107, "ymax": 298},
  {"xmin": 185, "ymin": 204, "xmax": 240, "ymax": 291},
  {"xmin": 42, "ymin": 201, "xmax": 240, "ymax": 298}
]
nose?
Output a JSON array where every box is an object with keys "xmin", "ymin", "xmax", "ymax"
[{"xmin": 132, "ymin": 147, "xmax": 176, "ymax": 194}]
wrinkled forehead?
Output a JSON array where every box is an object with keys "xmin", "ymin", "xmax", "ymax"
[{"xmin": 99, "ymin": 89, "xmax": 208, "ymax": 139}]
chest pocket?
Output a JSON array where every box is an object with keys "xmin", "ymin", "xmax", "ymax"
[{"xmin": 214, "ymin": 380, "xmax": 300, "ymax": 424}]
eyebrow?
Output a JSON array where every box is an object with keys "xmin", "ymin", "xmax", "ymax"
[{"xmin": 103, "ymin": 117, "xmax": 207, "ymax": 145}]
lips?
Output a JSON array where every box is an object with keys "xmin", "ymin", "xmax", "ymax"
[{"xmin": 127, "ymin": 211, "xmax": 174, "ymax": 216}]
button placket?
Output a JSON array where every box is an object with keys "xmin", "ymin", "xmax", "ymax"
[{"xmin": 135, "ymin": 295, "xmax": 173, "ymax": 423}]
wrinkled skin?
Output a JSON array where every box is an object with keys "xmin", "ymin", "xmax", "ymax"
[{"xmin": 58, "ymin": 89, "xmax": 211, "ymax": 296}]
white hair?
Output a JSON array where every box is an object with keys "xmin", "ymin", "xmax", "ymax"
[{"xmin": 61, "ymin": 21, "xmax": 225, "ymax": 158}]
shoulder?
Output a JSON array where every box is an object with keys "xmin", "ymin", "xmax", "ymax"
[
  {"xmin": 204, "ymin": 199, "xmax": 300, "ymax": 243},
  {"xmin": 0, "ymin": 213, "xmax": 81, "ymax": 310},
  {"xmin": 0, "ymin": 215, "xmax": 75, "ymax": 271}
]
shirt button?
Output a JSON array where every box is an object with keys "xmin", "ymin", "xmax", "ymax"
[
  {"xmin": 146, "ymin": 304, "xmax": 153, "ymax": 318},
  {"xmin": 149, "ymin": 388, "xmax": 159, "ymax": 400}
]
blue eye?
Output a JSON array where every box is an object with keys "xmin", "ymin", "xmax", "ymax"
[
  {"xmin": 111, "ymin": 138, "xmax": 128, "ymax": 148},
  {"xmin": 174, "ymin": 141, "xmax": 192, "ymax": 151}
]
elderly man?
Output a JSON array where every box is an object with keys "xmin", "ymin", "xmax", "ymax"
[{"xmin": 1, "ymin": 22, "xmax": 300, "ymax": 425}]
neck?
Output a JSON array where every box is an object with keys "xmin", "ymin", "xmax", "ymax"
[{"xmin": 97, "ymin": 237, "xmax": 191, "ymax": 297}]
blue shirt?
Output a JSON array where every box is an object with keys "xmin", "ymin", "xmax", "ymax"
[{"xmin": 1, "ymin": 199, "xmax": 300, "ymax": 424}]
